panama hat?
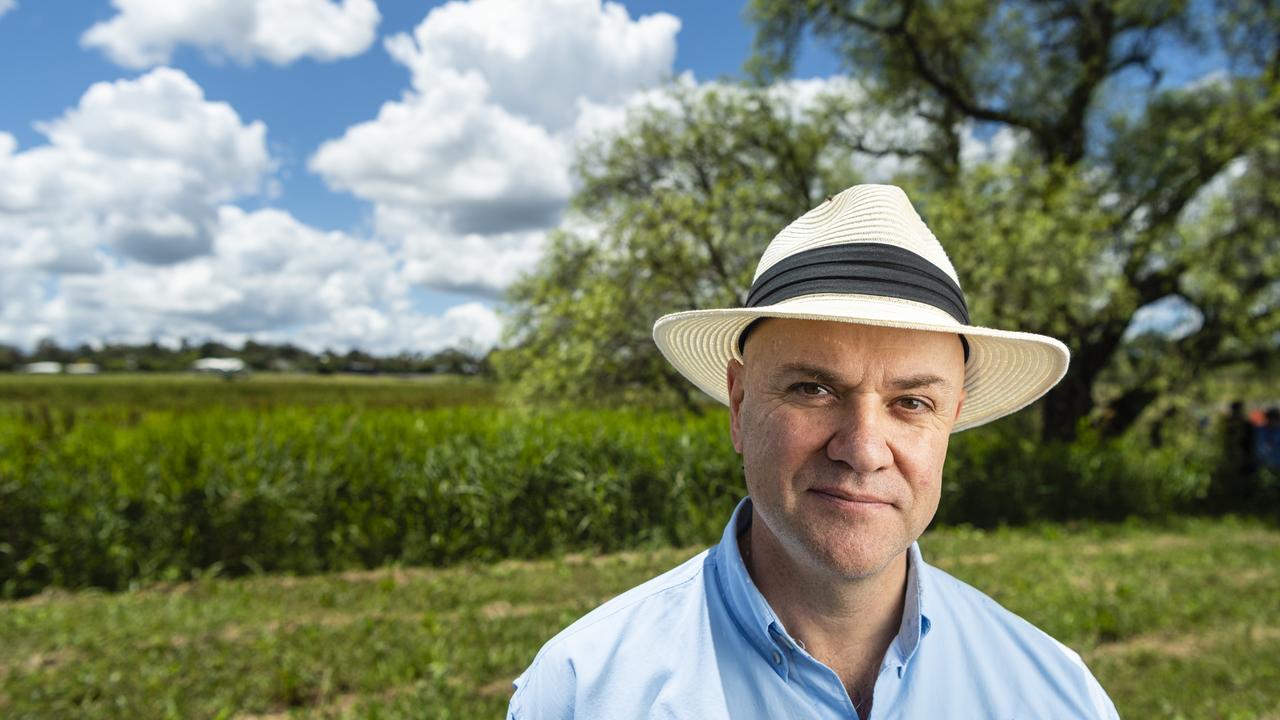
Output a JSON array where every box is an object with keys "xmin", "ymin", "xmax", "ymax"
[{"xmin": 651, "ymin": 184, "xmax": 1069, "ymax": 432}]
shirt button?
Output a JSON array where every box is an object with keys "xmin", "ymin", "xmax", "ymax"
[{"xmin": 771, "ymin": 651, "xmax": 782, "ymax": 665}]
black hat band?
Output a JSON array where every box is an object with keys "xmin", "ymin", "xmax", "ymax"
[{"xmin": 738, "ymin": 242, "xmax": 970, "ymax": 359}]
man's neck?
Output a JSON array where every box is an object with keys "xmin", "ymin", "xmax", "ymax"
[{"xmin": 740, "ymin": 519, "xmax": 908, "ymax": 714}]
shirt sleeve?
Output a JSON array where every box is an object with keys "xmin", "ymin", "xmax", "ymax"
[
  {"xmin": 1084, "ymin": 671, "xmax": 1121, "ymax": 720},
  {"xmin": 507, "ymin": 645, "xmax": 578, "ymax": 720},
  {"xmin": 1050, "ymin": 637, "xmax": 1120, "ymax": 719}
]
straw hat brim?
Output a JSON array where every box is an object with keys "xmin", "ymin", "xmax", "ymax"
[{"xmin": 652, "ymin": 294, "xmax": 1069, "ymax": 433}]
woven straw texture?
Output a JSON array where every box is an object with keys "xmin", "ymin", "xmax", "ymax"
[{"xmin": 652, "ymin": 185, "xmax": 1069, "ymax": 432}]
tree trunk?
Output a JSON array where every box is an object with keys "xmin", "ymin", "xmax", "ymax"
[{"xmin": 1039, "ymin": 370, "xmax": 1095, "ymax": 443}]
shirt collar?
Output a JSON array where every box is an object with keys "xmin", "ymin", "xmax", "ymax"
[
  {"xmin": 893, "ymin": 542, "xmax": 932, "ymax": 672},
  {"xmin": 714, "ymin": 497, "xmax": 933, "ymax": 677},
  {"xmin": 713, "ymin": 497, "xmax": 785, "ymax": 674}
]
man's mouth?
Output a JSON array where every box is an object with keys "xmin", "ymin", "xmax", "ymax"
[{"xmin": 808, "ymin": 487, "xmax": 893, "ymax": 506}]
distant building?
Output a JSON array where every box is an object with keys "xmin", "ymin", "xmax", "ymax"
[
  {"xmin": 66, "ymin": 362, "xmax": 100, "ymax": 375},
  {"xmin": 192, "ymin": 357, "xmax": 247, "ymax": 376},
  {"xmin": 23, "ymin": 361, "xmax": 63, "ymax": 374}
]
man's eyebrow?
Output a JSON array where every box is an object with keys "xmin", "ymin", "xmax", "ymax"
[
  {"xmin": 772, "ymin": 362, "xmax": 842, "ymax": 386},
  {"xmin": 889, "ymin": 374, "xmax": 954, "ymax": 391},
  {"xmin": 772, "ymin": 364, "xmax": 954, "ymax": 392}
]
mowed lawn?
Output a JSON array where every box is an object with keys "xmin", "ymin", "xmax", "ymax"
[{"xmin": 2, "ymin": 517, "xmax": 1277, "ymax": 719}]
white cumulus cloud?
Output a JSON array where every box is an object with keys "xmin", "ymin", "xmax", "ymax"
[
  {"xmin": 82, "ymin": 0, "xmax": 380, "ymax": 69},
  {"xmin": 385, "ymin": 0, "xmax": 679, "ymax": 130},
  {"xmin": 0, "ymin": 67, "xmax": 271, "ymax": 270},
  {"xmin": 312, "ymin": 71, "xmax": 571, "ymax": 236},
  {"xmin": 310, "ymin": 0, "xmax": 679, "ymax": 297},
  {"xmin": 0, "ymin": 69, "xmax": 492, "ymax": 356},
  {"xmin": 5, "ymin": 205, "xmax": 501, "ymax": 355}
]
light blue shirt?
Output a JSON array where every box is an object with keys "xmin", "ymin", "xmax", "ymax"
[{"xmin": 509, "ymin": 498, "xmax": 1119, "ymax": 719}]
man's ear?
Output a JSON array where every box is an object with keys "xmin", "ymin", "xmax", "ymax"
[
  {"xmin": 953, "ymin": 388, "xmax": 966, "ymax": 423},
  {"xmin": 727, "ymin": 359, "xmax": 746, "ymax": 454}
]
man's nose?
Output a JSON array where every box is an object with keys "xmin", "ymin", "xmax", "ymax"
[{"xmin": 825, "ymin": 399, "xmax": 894, "ymax": 473}]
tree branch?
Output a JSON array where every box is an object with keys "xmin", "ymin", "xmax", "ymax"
[{"xmin": 827, "ymin": 0, "xmax": 1045, "ymax": 135}]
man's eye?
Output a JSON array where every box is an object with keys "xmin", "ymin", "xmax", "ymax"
[
  {"xmin": 897, "ymin": 397, "xmax": 931, "ymax": 412},
  {"xmin": 793, "ymin": 382, "xmax": 829, "ymax": 397}
]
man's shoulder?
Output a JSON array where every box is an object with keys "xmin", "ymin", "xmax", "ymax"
[
  {"xmin": 921, "ymin": 560, "xmax": 1075, "ymax": 653},
  {"xmin": 508, "ymin": 548, "xmax": 716, "ymax": 717},
  {"xmin": 545, "ymin": 547, "xmax": 712, "ymax": 649},
  {"xmin": 918, "ymin": 559, "xmax": 1119, "ymax": 718}
]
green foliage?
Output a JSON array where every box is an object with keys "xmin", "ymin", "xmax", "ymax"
[
  {"xmin": 0, "ymin": 377, "xmax": 1227, "ymax": 599},
  {"xmin": 2, "ymin": 518, "xmax": 1277, "ymax": 718},
  {"xmin": 745, "ymin": 0, "xmax": 1280, "ymax": 443},
  {"xmin": 748, "ymin": 0, "xmax": 1203, "ymax": 164},
  {"xmin": 915, "ymin": 163, "xmax": 1119, "ymax": 341},
  {"xmin": 497, "ymin": 0, "xmax": 1280, "ymax": 441},
  {"xmin": 940, "ymin": 415, "xmax": 1215, "ymax": 526},
  {"xmin": 0, "ymin": 394, "xmax": 742, "ymax": 599},
  {"xmin": 496, "ymin": 83, "xmax": 868, "ymax": 406}
]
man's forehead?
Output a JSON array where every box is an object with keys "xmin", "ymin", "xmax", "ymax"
[
  {"xmin": 743, "ymin": 317, "xmax": 960, "ymax": 353},
  {"xmin": 741, "ymin": 318, "xmax": 966, "ymax": 380}
]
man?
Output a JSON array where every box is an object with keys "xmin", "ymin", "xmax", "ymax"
[
  {"xmin": 1257, "ymin": 407, "xmax": 1280, "ymax": 475},
  {"xmin": 508, "ymin": 185, "xmax": 1119, "ymax": 719},
  {"xmin": 1212, "ymin": 401, "xmax": 1256, "ymax": 509}
]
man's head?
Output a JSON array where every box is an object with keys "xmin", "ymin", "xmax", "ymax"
[
  {"xmin": 727, "ymin": 318, "xmax": 965, "ymax": 580},
  {"xmin": 652, "ymin": 185, "xmax": 1070, "ymax": 435}
]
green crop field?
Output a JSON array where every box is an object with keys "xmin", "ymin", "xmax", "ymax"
[
  {"xmin": 1, "ymin": 374, "xmax": 1277, "ymax": 718},
  {"xmin": 2, "ymin": 517, "xmax": 1277, "ymax": 719}
]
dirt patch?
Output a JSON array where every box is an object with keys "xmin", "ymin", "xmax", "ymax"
[
  {"xmin": 166, "ymin": 598, "xmax": 571, "ymax": 651},
  {"xmin": 1076, "ymin": 529, "xmax": 1280, "ymax": 558},
  {"xmin": 335, "ymin": 566, "xmax": 436, "ymax": 585},
  {"xmin": 11, "ymin": 586, "xmax": 88, "ymax": 607},
  {"xmin": 938, "ymin": 552, "xmax": 1000, "ymax": 567},
  {"xmin": 0, "ymin": 647, "xmax": 84, "ymax": 680},
  {"xmin": 476, "ymin": 676, "xmax": 516, "ymax": 698},
  {"xmin": 166, "ymin": 608, "xmax": 429, "ymax": 649},
  {"xmin": 1226, "ymin": 567, "xmax": 1274, "ymax": 586},
  {"xmin": 235, "ymin": 681, "xmax": 414, "ymax": 719},
  {"xmin": 1089, "ymin": 624, "xmax": 1280, "ymax": 660},
  {"xmin": 24, "ymin": 647, "xmax": 80, "ymax": 671},
  {"xmin": 1073, "ymin": 534, "xmax": 1200, "ymax": 557},
  {"xmin": 518, "ymin": 547, "xmax": 698, "ymax": 570},
  {"xmin": 479, "ymin": 600, "xmax": 518, "ymax": 620},
  {"xmin": 477, "ymin": 599, "xmax": 562, "ymax": 620}
]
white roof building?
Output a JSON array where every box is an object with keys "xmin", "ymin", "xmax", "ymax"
[{"xmin": 192, "ymin": 357, "xmax": 247, "ymax": 374}]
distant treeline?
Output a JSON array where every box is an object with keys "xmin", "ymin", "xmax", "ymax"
[{"xmin": 0, "ymin": 338, "xmax": 492, "ymax": 376}]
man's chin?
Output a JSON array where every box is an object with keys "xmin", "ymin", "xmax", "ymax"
[{"xmin": 797, "ymin": 535, "xmax": 908, "ymax": 582}]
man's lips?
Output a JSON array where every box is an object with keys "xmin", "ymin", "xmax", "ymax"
[{"xmin": 808, "ymin": 487, "xmax": 893, "ymax": 506}]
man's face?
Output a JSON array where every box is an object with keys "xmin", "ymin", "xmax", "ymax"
[{"xmin": 727, "ymin": 319, "xmax": 966, "ymax": 581}]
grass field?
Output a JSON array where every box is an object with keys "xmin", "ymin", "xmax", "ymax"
[
  {"xmin": 2, "ymin": 516, "xmax": 1277, "ymax": 719},
  {"xmin": 3, "ymin": 373, "xmax": 1277, "ymax": 718}
]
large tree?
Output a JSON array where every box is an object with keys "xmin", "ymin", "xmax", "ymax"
[
  {"xmin": 748, "ymin": 0, "xmax": 1280, "ymax": 440},
  {"xmin": 496, "ymin": 84, "xmax": 871, "ymax": 406}
]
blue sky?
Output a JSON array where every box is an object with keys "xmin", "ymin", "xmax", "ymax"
[
  {"xmin": 0, "ymin": 0, "xmax": 1223, "ymax": 355},
  {"xmin": 0, "ymin": 1, "xmax": 837, "ymax": 235}
]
